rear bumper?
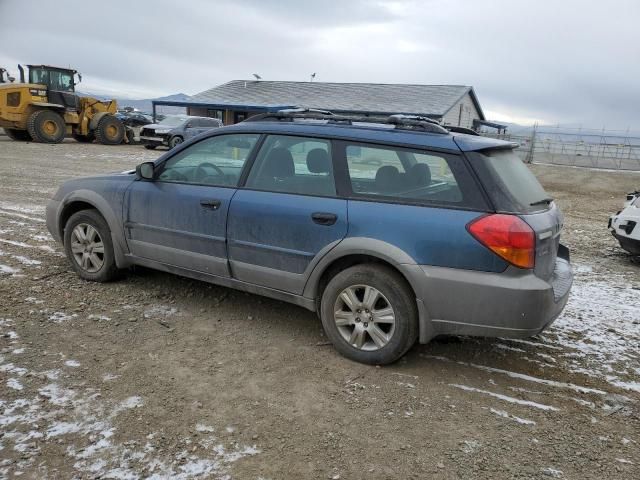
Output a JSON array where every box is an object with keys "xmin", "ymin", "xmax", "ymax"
[{"xmin": 414, "ymin": 253, "xmax": 573, "ymax": 342}]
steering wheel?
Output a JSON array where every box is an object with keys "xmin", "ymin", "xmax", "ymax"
[
  {"xmin": 162, "ymin": 169, "xmax": 189, "ymax": 182},
  {"xmin": 195, "ymin": 162, "xmax": 225, "ymax": 179}
]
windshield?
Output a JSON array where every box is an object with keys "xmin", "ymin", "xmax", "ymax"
[
  {"xmin": 470, "ymin": 149, "xmax": 551, "ymax": 214},
  {"xmin": 157, "ymin": 116, "xmax": 189, "ymax": 127},
  {"xmin": 29, "ymin": 68, "xmax": 74, "ymax": 92}
]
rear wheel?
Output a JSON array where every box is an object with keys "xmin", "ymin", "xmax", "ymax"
[
  {"xmin": 5, "ymin": 128, "xmax": 32, "ymax": 141},
  {"xmin": 94, "ymin": 115, "xmax": 125, "ymax": 145},
  {"xmin": 27, "ymin": 110, "xmax": 66, "ymax": 143},
  {"xmin": 63, "ymin": 209, "xmax": 120, "ymax": 282},
  {"xmin": 320, "ymin": 264, "xmax": 418, "ymax": 365},
  {"xmin": 72, "ymin": 133, "xmax": 94, "ymax": 143}
]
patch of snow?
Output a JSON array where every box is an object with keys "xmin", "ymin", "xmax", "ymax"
[
  {"xmin": 449, "ymin": 384, "xmax": 559, "ymax": 411},
  {"xmin": 88, "ymin": 314, "xmax": 111, "ymax": 321},
  {"xmin": 494, "ymin": 343, "xmax": 526, "ymax": 353},
  {"xmin": 31, "ymin": 234, "xmax": 51, "ymax": 242},
  {"xmin": 12, "ymin": 255, "xmax": 41, "ymax": 266},
  {"xmin": 541, "ymin": 467, "xmax": 564, "ymax": 477},
  {"xmin": 196, "ymin": 424, "xmax": 215, "ymax": 433},
  {"xmin": 427, "ymin": 355, "xmax": 605, "ymax": 395},
  {"xmin": 396, "ymin": 381, "xmax": 415, "ymax": 389},
  {"xmin": 488, "ymin": 407, "xmax": 536, "ymax": 425},
  {"xmin": 549, "ymin": 275, "xmax": 640, "ymax": 390},
  {"xmin": 7, "ymin": 378, "xmax": 24, "ymax": 391},
  {"xmin": 117, "ymin": 396, "xmax": 144, "ymax": 410},
  {"xmin": 12, "ymin": 348, "xmax": 25, "ymax": 354},
  {"xmin": 460, "ymin": 440, "xmax": 480, "ymax": 454},
  {"xmin": 616, "ymin": 458, "xmax": 633, "ymax": 464},
  {"xmin": 0, "ymin": 238, "xmax": 53, "ymax": 252},
  {"xmin": 24, "ymin": 297, "xmax": 43, "ymax": 304},
  {"xmin": 64, "ymin": 360, "xmax": 81, "ymax": 368},
  {"xmin": 143, "ymin": 305, "xmax": 178, "ymax": 318},
  {"xmin": 48, "ymin": 312, "xmax": 78, "ymax": 323},
  {"xmin": 0, "ymin": 363, "xmax": 28, "ymax": 376},
  {"xmin": 102, "ymin": 373, "xmax": 120, "ymax": 382},
  {"xmin": 0, "ymin": 209, "xmax": 45, "ymax": 223},
  {"xmin": 0, "ymin": 263, "xmax": 21, "ymax": 275}
]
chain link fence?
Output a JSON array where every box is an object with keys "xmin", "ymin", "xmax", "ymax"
[{"xmin": 483, "ymin": 125, "xmax": 640, "ymax": 171}]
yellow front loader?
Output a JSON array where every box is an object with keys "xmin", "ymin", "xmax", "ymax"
[{"xmin": 0, "ymin": 64, "xmax": 125, "ymax": 144}]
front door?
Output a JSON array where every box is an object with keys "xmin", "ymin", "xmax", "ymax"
[
  {"xmin": 227, "ymin": 134, "xmax": 347, "ymax": 294},
  {"xmin": 124, "ymin": 133, "xmax": 261, "ymax": 276}
]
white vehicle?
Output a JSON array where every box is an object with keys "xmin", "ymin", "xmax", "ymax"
[{"xmin": 609, "ymin": 190, "xmax": 640, "ymax": 255}]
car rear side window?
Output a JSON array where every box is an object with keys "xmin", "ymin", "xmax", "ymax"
[{"xmin": 342, "ymin": 142, "xmax": 487, "ymax": 209}]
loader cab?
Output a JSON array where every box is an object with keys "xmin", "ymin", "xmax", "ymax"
[{"xmin": 27, "ymin": 65, "xmax": 80, "ymax": 111}]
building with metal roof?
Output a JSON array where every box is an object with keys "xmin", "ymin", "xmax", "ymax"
[{"xmin": 152, "ymin": 80, "xmax": 490, "ymax": 129}]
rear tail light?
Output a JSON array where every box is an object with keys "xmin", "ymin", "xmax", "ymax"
[{"xmin": 467, "ymin": 214, "xmax": 535, "ymax": 269}]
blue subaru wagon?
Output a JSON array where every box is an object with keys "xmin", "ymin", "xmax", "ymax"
[{"xmin": 46, "ymin": 111, "xmax": 572, "ymax": 364}]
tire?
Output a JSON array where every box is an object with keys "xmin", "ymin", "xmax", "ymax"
[
  {"xmin": 169, "ymin": 135, "xmax": 183, "ymax": 149},
  {"xmin": 320, "ymin": 264, "xmax": 418, "ymax": 365},
  {"xmin": 63, "ymin": 209, "xmax": 120, "ymax": 282},
  {"xmin": 144, "ymin": 145, "xmax": 157, "ymax": 150},
  {"xmin": 27, "ymin": 110, "xmax": 66, "ymax": 143},
  {"xmin": 5, "ymin": 128, "xmax": 32, "ymax": 141},
  {"xmin": 72, "ymin": 133, "xmax": 94, "ymax": 143},
  {"xmin": 94, "ymin": 115, "xmax": 125, "ymax": 145}
]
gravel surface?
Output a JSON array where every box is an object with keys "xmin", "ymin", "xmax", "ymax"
[{"xmin": 0, "ymin": 136, "xmax": 639, "ymax": 479}]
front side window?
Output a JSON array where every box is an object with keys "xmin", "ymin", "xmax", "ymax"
[
  {"xmin": 344, "ymin": 143, "xmax": 481, "ymax": 207},
  {"xmin": 157, "ymin": 134, "xmax": 260, "ymax": 186},
  {"xmin": 245, "ymin": 135, "xmax": 336, "ymax": 196}
]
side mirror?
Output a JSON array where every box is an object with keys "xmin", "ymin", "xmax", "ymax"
[{"xmin": 136, "ymin": 162, "xmax": 155, "ymax": 180}]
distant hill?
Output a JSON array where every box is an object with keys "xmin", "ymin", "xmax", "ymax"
[{"xmin": 77, "ymin": 92, "xmax": 191, "ymax": 114}]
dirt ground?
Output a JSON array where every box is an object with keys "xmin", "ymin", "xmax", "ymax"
[{"xmin": 0, "ymin": 136, "xmax": 638, "ymax": 480}]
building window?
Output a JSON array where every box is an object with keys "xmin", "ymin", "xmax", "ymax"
[{"xmin": 207, "ymin": 109, "xmax": 224, "ymax": 121}]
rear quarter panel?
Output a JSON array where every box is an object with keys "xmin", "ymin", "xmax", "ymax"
[{"xmin": 346, "ymin": 200, "xmax": 508, "ymax": 272}]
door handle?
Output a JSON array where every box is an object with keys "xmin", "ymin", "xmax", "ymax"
[
  {"xmin": 200, "ymin": 199, "xmax": 221, "ymax": 210},
  {"xmin": 311, "ymin": 212, "xmax": 337, "ymax": 226}
]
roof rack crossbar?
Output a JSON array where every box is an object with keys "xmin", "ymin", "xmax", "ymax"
[{"xmin": 244, "ymin": 109, "xmax": 450, "ymax": 134}]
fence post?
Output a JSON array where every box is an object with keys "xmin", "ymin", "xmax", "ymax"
[{"xmin": 526, "ymin": 122, "xmax": 537, "ymax": 163}]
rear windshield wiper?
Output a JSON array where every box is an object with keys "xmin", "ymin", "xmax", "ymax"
[{"xmin": 530, "ymin": 197, "xmax": 554, "ymax": 206}]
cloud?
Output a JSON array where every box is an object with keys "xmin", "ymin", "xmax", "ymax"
[{"xmin": 0, "ymin": 0, "xmax": 638, "ymax": 128}]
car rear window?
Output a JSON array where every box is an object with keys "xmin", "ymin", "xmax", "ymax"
[{"xmin": 468, "ymin": 149, "xmax": 551, "ymax": 214}]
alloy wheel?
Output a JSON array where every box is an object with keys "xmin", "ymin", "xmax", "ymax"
[
  {"xmin": 70, "ymin": 223, "xmax": 105, "ymax": 273},
  {"xmin": 333, "ymin": 284, "xmax": 396, "ymax": 351}
]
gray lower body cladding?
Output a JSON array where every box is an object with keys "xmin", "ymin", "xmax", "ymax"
[{"xmin": 414, "ymin": 258, "xmax": 572, "ymax": 342}]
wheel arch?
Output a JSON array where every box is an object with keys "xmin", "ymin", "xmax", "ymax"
[{"xmin": 57, "ymin": 191, "xmax": 131, "ymax": 268}]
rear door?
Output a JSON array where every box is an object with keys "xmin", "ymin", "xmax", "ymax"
[
  {"xmin": 124, "ymin": 133, "xmax": 260, "ymax": 276},
  {"xmin": 227, "ymin": 135, "xmax": 347, "ymax": 294}
]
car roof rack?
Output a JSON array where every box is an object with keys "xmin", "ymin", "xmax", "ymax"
[
  {"xmin": 244, "ymin": 108, "xmax": 450, "ymax": 134},
  {"xmin": 444, "ymin": 125, "xmax": 480, "ymax": 136}
]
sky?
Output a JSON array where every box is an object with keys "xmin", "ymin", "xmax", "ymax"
[{"xmin": 1, "ymin": 0, "xmax": 638, "ymax": 129}]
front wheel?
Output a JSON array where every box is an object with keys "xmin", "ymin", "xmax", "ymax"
[
  {"xmin": 169, "ymin": 136, "xmax": 183, "ymax": 149},
  {"xmin": 63, "ymin": 209, "xmax": 120, "ymax": 282},
  {"xmin": 320, "ymin": 264, "xmax": 418, "ymax": 365}
]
